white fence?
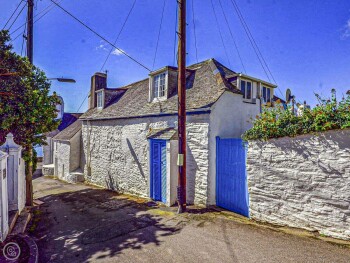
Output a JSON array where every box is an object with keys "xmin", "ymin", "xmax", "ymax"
[{"xmin": 0, "ymin": 133, "xmax": 26, "ymax": 242}]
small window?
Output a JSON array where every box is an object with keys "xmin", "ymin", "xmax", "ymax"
[
  {"xmin": 240, "ymin": 80, "xmax": 252, "ymax": 99},
  {"xmin": 97, "ymin": 90, "xmax": 104, "ymax": 108},
  {"xmin": 153, "ymin": 73, "xmax": 166, "ymax": 98},
  {"xmin": 262, "ymin": 86, "xmax": 272, "ymax": 103}
]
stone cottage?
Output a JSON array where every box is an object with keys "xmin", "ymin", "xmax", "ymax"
[
  {"xmin": 66, "ymin": 58, "xmax": 278, "ymax": 206},
  {"xmin": 52, "ymin": 118, "xmax": 84, "ymax": 183},
  {"xmin": 42, "ymin": 95, "xmax": 82, "ymax": 176}
]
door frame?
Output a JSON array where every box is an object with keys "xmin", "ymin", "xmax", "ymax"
[{"xmin": 149, "ymin": 139, "xmax": 167, "ymax": 203}]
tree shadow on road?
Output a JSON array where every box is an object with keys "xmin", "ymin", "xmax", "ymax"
[{"xmin": 28, "ymin": 187, "xmax": 182, "ymax": 262}]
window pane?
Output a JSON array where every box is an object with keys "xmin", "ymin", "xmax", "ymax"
[
  {"xmin": 97, "ymin": 92, "xmax": 103, "ymax": 108},
  {"xmin": 263, "ymin": 87, "xmax": 267, "ymax": 102},
  {"xmin": 267, "ymin": 88, "xmax": 271, "ymax": 102},
  {"xmin": 240, "ymin": 80, "xmax": 246, "ymax": 98},
  {"xmin": 154, "ymin": 73, "xmax": 166, "ymax": 98},
  {"xmin": 154, "ymin": 76, "xmax": 159, "ymax": 97},
  {"xmin": 247, "ymin": 82, "xmax": 252, "ymax": 99}
]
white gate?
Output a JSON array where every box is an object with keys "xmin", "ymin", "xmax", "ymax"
[
  {"xmin": 0, "ymin": 133, "xmax": 26, "ymax": 213},
  {"xmin": 0, "ymin": 151, "xmax": 9, "ymax": 242}
]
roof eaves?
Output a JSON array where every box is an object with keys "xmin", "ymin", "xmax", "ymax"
[
  {"xmin": 238, "ymin": 73, "xmax": 277, "ymax": 88},
  {"xmin": 80, "ymin": 108, "xmax": 211, "ymax": 121}
]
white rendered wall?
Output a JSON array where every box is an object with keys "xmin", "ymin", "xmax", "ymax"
[
  {"xmin": 54, "ymin": 141, "xmax": 71, "ymax": 181},
  {"xmin": 81, "ymin": 114, "xmax": 210, "ymax": 205},
  {"xmin": 208, "ymin": 91, "xmax": 260, "ymax": 205},
  {"xmin": 247, "ymin": 129, "xmax": 350, "ymax": 240},
  {"xmin": 70, "ymin": 131, "xmax": 81, "ymax": 172}
]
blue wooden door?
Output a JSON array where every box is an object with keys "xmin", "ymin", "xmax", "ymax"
[
  {"xmin": 216, "ymin": 137, "xmax": 249, "ymax": 217},
  {"xmin": 150, "ymin": 140, "xmax": 167, "ymax": 203}
]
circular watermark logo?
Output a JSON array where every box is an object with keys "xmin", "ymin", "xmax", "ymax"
[{"xmin": 3, "ymin": 242, "xmax": 21, "ymax": 261}]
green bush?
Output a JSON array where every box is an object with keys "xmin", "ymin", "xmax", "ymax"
[{"xmin": 242, "ymin": 90, "xmax": 350, "ymax": 141}]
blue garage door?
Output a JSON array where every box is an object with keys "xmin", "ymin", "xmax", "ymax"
[
  {"xmin": 216, "ymin": 137, "xmax": 249, "ymax": 217},
  {"xmin": 150, "ymin": 140, "xmax": 167, "ymax": 203}
]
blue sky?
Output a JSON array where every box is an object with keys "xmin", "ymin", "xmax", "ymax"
[{"xmin": 1, "ymin": 0, "xmax": 350, "ymax": 112}]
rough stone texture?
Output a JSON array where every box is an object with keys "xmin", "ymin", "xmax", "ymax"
[
  {"xmin": 247, "ymin": 129, "xmax": 350, "ymax": 240},
  {"xmin": 81, "ymin": 114, "xmax": 210, "ymax": 205},
  {"xmin": 42, "ymin": 164, "xmax": 54, "ymax": 176},
  {"xmin": 54, "ymin": 141, "xmax": 71, "ymax": 181}
]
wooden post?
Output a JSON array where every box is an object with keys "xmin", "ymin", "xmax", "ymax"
[
  {"xmin": 177, "ymin": 0, "xmax": 186, "ymax": 213},
  {"xmin": 26, "ymin": 0, "xmax": 34, "ymax": 206}
]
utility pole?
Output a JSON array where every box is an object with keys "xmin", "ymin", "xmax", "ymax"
[
  {"xmin": 26, "ymin": 0, "xmax": 34, "ymax": 206},
  {"xmin": 27, "ymin": 0, "xmax": 34, "ymax": 64},
  {"xmin": 177, "ymin": 0, "xmax": 186, "ymax": 213}
]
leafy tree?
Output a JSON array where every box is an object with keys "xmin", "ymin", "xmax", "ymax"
[
  {"xmin": 0, "ymin": 30, "xmax": 59, "ymax": 174},
  {"xmin": 243, "ymin": 90, "xmax": 350, "ymax": 141}
]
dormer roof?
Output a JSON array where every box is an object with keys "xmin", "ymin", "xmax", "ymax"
[{"xmin": 80, "ymin": 59, "xmax": 264, "ymax": 121}]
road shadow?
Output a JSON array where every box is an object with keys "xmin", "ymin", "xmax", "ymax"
[{"xmin": 28, "ymin": 187, "xmax": 182, "ymax": 262}]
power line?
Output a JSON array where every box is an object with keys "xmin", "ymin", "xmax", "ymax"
[
  {"xmin": 232, "ymin": 0, "xmax": 285, "ymax": 98},
  {"xmin": 218, "ymin": 0, "xmax": 246, "ymax": 74},
  {"xmin": 21, "ymin": 14, "xmax": 27, "ymax": 56},
  {"xmin": 152, "ymin": 0, "xmax": 166, "ymax": 70},
  {"xmin": 50, "ymin": 0, "xmax": 151, "ymax": 72},
  {"xmin": 173, "ymin": 4, "xmax": 178, "ymax": 66},
  {"xmin": 76, "ymin": 93, "xmax": 88, "ymax": 113},
  {"xmin": 2, "ymin": 0, "xmax": 24, "ymax": 30},
  {"xmin": 210, "ymin": 0, "xmax": 231, "ymax": 68},
  {"xmin": 11, "ymin": 0, "xmax": 63, "ymax": 42},
  {"xmin": 229, "ymin": 0, "xmax": 271, "ymax": 82},
  {"xmin": 7, "ymin": 2, "xmax": 27, "ymax": 31},
  {"xmin": 100, "ymin": 0, "xmax": 137, "ymax": 72},
  {"xmin": 191, "ymin": 0, "xmax": 198, "ymax": 63},
  {"xmin": 232, "ymin": 0, "xmax": 277, "ymax": 84}
]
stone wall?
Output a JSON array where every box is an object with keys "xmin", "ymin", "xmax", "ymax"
[
  {"xmin": 81, "ymin": 114, "xmax": 210, "ymax": 204},
  {"xmin": 54, "ymin": 141, "xmax": 71, "ymax": 181},
  {"xmin": 247, "ymin": 129, "xmax": 350, "ymax": 240}
]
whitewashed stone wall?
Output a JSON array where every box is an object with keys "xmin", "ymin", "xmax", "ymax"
[
  {"xmin": 81, "ymin": 114, "xmax": 210, "ymax": 204},
  {"xmin": 247, "ymin": 129, "xmax": 350, "ymax": 240},
  {"xmin": 54, "ymin": 141, "xmax": 71, "ymax": 180}
]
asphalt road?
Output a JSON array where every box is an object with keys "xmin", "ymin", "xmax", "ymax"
[{"xmin": 30, "ymin": 176, "xmax": 350, "ymax": 263}]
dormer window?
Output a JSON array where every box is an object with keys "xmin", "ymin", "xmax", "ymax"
[
  {"xmin": 262, "ymin": 86, "xmax": 272, "ymax": 103},
  {"xmin": 96, "ymin": 90, "xmax": 104, "ymax": 109},
  {"xmin": 153, "ymin": 72, "xmax": 166, "ymax": 98},
  {"xmin": 240, "ymin": 80, "xmax": 252, "ymax": 100}
]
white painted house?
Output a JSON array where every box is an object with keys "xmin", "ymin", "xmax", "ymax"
[
  {"xmin": 54, "ymin": 58, "xmax": 279, "ymax": 206},
  {"xmin": 42, "ymin": 95, "xmax": 82, "ymax": 176}
]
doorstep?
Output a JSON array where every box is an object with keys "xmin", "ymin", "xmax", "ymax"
[{"xmin": 10, "ymin": 208, "xmax": 32, "ymax": 236}]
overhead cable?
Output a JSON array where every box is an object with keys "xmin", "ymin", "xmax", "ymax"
[
  {"xmin": 2, "ymin": 0, "xmax": 24, "ymax": 30},
  {"xmin": 50, "ymin": 0, "xmax": 151, "ymax": 72},
  {"xmin": 218, "ymin": 0, "xmax": 246, "ymax": 73},
  {"xmin": 210, "ymin": 0, "xmax": 231, "ymax": 68},
  {"xmin": 100, "ymin": 0, "xmax": 137, "ymax": 72},
  {"xmin": 7, "ymin": 2, "xmax": 27, "ymax": 31},
  {"xmin": 152, "ymin": 0, "xmax": 166, "ymax": 70}
]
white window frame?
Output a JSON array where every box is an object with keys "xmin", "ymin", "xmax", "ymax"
[
  {"xmin": 262, "ymin": 86, "xmax": 272, "ymax": 103},
  {"xmin": 96, "ymin": 90, "xmax": 104, "ymax": 109},
  {"xmin": 153, "ymin": 72, "xmax": 167, "ymax": 99},
  {"xmin": 240, "ymin": 79, "xmax": 253, "ymax": 100},
  {"xmin": 151, "ymin": 72, "xmax": 168, "ymax": 101}
]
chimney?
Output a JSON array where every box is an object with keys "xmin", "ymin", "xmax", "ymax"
[{"xmin": 88, "ymin": 72, "xmax": 107, "ymax": 109}]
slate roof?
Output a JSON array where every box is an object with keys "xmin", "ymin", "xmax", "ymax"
[
  {"xmin": 273, "ymin": 95, "xmax": 286, "ymax": 104},
  {"xmin": 147, "ymin": 127, "xmax": 178, "ymax": 140},
  {"xmin": 80, "ymin": 59, "xmax": 242, "ymax": 120},
  {"xmin": 46, "ymin": 113, "xmax": 82, "ymax": 138},
  {"xmin": 53, "ymin": 119, "xmax": 82, "ymax": 141},
  {"xmin": 59, "ymin": 113, "xmax": 81, "ymax": 130}
]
